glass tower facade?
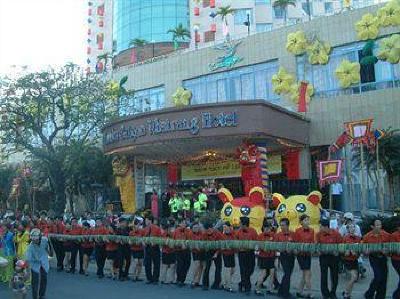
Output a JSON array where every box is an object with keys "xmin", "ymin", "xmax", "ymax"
[{"xmin": 113, "ymin": 0, "xmax": 190, "ymax": 53}]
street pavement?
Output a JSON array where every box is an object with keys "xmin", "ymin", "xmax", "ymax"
[{"xmin": 0, "ymin": 257, "xmax": 398, "ymax": 298}]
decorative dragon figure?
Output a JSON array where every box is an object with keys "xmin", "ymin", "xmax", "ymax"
[{"xmin": 209, "ymin": 40, "xmax": 243, "ymax": 71}]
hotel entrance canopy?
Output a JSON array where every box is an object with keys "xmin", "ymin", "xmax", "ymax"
[{"xmin": 102, "ymin": 101, "xmax": 310, "ymax": 162}]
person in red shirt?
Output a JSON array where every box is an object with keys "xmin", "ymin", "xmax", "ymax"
[
  {"xmin": 221, "ymin": 222, "xmax": 236, "ymax": 292},
  {"xmin": 189, "ymin": 222, "xmax": 205, "ymax": 288},
  {"xmin": 129, "ymin": 217, "xmax": 145, "ymax": 282},
  {"xmin": 94, "ymin": 218, "xmax": 108, "ymax": 278},
  {"xmin": 143, "ymin": 215, "xmax": 162, "ymax": 284},
  {"xmin": 201, "ymin": 222, "xmax": 223, "ymax": 290},
  {"xmin": 363, "ymin": 218, "xmax": 391, "ymax": 299},
  {"xmin": 236, "ymin": 216, "xmax": 258, "ymax": 294},
  {"xmin": 275, "ymin": 218, "xmax": 296, "ymax": 298},
  {"xmin": 160, "ymin": 222, "xmax": 176, "ymax": 284},
  {"xmin": 316, "ymin": 218, "xmax": 342, "ymax": 299},
  {"xmin": 342, "ymin": 224, "xmax": 361, "ymax": 299},
  {"xmin": 80, "ymin": 222, "xmax": 94, "ymax": 276},
  {"xmin": 104, "ymin": 223, "xmax": 119, "ymax": 280},
  {"xmin": 51, "ymin": 217, "xmax": 65, "ymax": 272},
  {"xmin": 294, "ymin": 214, "xmax": 315, "ymax": 298},
  {"xmin": 255, "ymin": 220, "xmax": 276, "ymax": 295},
  {"xmin": 62, "ymin": 222, "xmax": 74, "ymax": 273},
  {"xmin": 391, "ymin": 218, "xmax": 400, "ymax": 299},
  {"xmin": 172, "ymin": 218, "xmax": 192, "ymax": 287},
  {"xmin": 69, "ymin": 218, "xmax": 83, "ymax": 274}
]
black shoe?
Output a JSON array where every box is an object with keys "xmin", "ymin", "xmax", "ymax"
[
  {"xmin": 79, "ymin": 270, "xmax": 85, "ymax": 275},
  {"xmin": 136, "ymin": 278, "xmax": 143, "ymax": 282},
  {"xmin": 330, "ymin": 293, "xmax": 338, "ymax": 299}
]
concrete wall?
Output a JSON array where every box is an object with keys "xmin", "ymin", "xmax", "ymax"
[{"xmin": 110, "ymin": 3, "xmax": 399, "ymax": 146}]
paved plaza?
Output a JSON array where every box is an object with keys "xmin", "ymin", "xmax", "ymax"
[{"xmin": 0, "ymin": 257, "xmax": 398, "ymax": 298}]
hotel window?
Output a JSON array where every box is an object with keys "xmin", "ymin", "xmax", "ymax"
[
  {"xmin": 234, "ymin": 9, "xmax": 253, "ymax": 25},
  {"xmin": 118, "ymin": 86, "xmax": 165, "ymax": 116},
  {"xmin": 256, "ymin": 23, "xmax": 273, "ymax": 33},
  {"xmin": 255, "ymin": 0, "xmax": 271, "ymax": 4},
  {"xmin": 297, "ymin": 40, "xmax": 400, "ymax": 98},
  {"xmin": 273, "ymin": 6, "xmax": 284, "ymax": 19},
  {"xmin": 183, "ymin": 60, "xmax": 280, "ymax": 105},
  {"xmin": 324, "ymin": 2, "xmax": 333, "ymax": 14}
]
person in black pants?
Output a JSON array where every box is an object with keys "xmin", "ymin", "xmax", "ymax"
[
  {"xmin": 275, "ymin": 218, "xmax": 295, "ymax": 299},
  {"xmin": 52, "ymin": 217, "xmax": 65, "ymax": 272},
  {"xmin": 144, "ymin": 215, "xmax": 162, "ymax": 284},
  {"xmin": 363, "ymin": 219, "xmax": 391, "ymax": 299},
  {"xmin": 201, "ymin": 223, "xmax": 222, "ymax": 290},
  {"xmin": 173, "ymin": 218, "xmax": 191, "ymax": 287},
  {"xmin": 94, "ymin": 218, "xmax": 107, "ymax": 278},
  {"xmin": 116, "ymin": 217, "xmax": 131, "ymax": 281},
  {"xmin": 236, "ymin": 217, "xmax": 258, "ymax": 294},
  {"xmin": 70, "ymin": 218, "xmax": 83, "ymax": 274},
  {"xmin": 316, "ymin": 218, "xmax": 342, "ymax": 299}
]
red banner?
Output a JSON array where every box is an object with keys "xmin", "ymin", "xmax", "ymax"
[
  {"xmin": 285, "ymin": 151, "xmax": 300, "ymax": 180},
  {"xmin": 167, "ymin": 163, "xmax": 179, "ymax": 184}
]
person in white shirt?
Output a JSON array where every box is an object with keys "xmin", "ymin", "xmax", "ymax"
[{"xmin": 339, "ymin": 212, "xmax": 362, "ymax": 237}]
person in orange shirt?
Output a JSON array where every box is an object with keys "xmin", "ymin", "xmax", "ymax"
[
  {"xmin": 255, "ymin": 220, "xmax": 276, "ymax": 295},
  {"xmin": 94, "ymin": 218, "xmax": 108, "ymax": 278},
  {"xmin": 80, "ymin": 222, "xmax": 94, "ymax": 276},
  {"xmin": 363, "ymin": 218, "xmax": 391, "ymax": 299},
  {"xmin": 294, "ymin": 214, "xmax": 315, "ymax": 299},
  {"xmin": 391, "ymin": 218, "xmax": 400, "ymax": 299},
  {"xmin": 52, "ymin": 217, "xmax": 65, "ymax": 272},
  {"xmin": 190, "ymin": 222, "xmax": 204, "ymax": 288},
  {"xmin": 172, "ymin": 218, "xmax": 192, "ymax": 287},
  {"xmin": 221, "ymin": 222, "xmax": 236, "ymax": 292},
  {"xmin": 104, "ymin": 223, "xmax": 119, "ymax": 280},
  {"xmin": 275, "ymin": 218, "xmax": 296, "ymax": 298},
  {"xmin": 342, "ymin": 224, "xmax": 361, "ymax": 299},
  {"xmin": 129, "ymin": 217, "xmax": 145, "ymax": 282},
  {"xmin": 316, "ymin": 218, "xmax": 342, "ymax": 299},
  {"xmin": 160, "ymin": 222, "xmax": 176, "ymax": 284},
  {"xmin": 69, "ymin": 218, "xmax": 83, "ymax": 274},
  {"xmin": 236, "ymin": 216, "xmax": 258, "ymax": 294},
  {"xmin": 202, "ymin": 223, "xmax": 223, "ymax": 290},
  {"xmin": 143, "ymin": 215, "xmax": 162, "ymax": 284}
]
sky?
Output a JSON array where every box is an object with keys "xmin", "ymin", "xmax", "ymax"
[{"xmin": 0, "ymin": 0, "xmax": 87, "ymax": 75}]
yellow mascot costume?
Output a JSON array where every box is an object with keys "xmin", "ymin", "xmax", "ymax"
[
  {"xmin": 218, "ymin": 187, "xmax": 265, "ymax": 234},
  {"xmin": 272, "ymin": 191, "xmax": 322, "ymax": 232}
]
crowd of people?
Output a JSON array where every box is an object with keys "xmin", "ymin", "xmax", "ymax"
[{"xmin": 1, "ymin": 209, "xmax": 400, "ymax": 299}]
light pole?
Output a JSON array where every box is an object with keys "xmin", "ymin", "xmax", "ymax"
[
  {"xmin": 193, "ymin": 24, "xmax": 200, "ymax": 49},
  {"xmin": 243, "ymin": 10, "xmax": 251, "ymax": 36}
]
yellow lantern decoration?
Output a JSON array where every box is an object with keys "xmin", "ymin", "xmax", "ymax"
[
  {"xmin": 376, "ymin": 1, "xmax": 400, "ymax": 27},
  {"xmin": 307, "ymin": 40, "xmax": 331, "ymax": 65},
  {"xmin": 286, "ymin": 31, "xmax": 308, "ymax": 55},
  {"xmin": 289, "ymin": 82, "xmax": 314, "ymax": 103},
  {"xmin": 335, "ymin": 60, "xmax": 361, "ymax": 88},
  {"xmin": 271, "ymin": 67, "xmax": 295, "ymax": 95},
  {"xmin": 355, "ymin": 13, "xmax": 379, "ymax": 41},
  {"xmin": 172, "ymin": 87, "xmax": 192, "ymax": 107},
  {"xmin": 377, "ymin": 34, "xmax": 400, "ymax": 64}
]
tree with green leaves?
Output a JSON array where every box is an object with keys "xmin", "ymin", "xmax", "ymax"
[
  {"xmin": 167, "ymin": 23, "xmax": 191, "ymax": 50},
  {"xmin": 129, "ymin": 38, "xmax": 148, "ymax": 48},
  {"xmin": 96, "ymin": 52, "xmax": 113, "ymax": 73},
  {"xmin": 216, "ymin": 5, "xmax": 235, "ymax": 40},
  {"xmin": 352, "ymin": 128, "xmax": 400, "ymax": 210},
  {"xmin": 273, "ymin": 0, "xmax": 296, "ymax": 25},
  {"xmin": 0, "ymin": 64, "xmax": 130, "ymax": 214}
]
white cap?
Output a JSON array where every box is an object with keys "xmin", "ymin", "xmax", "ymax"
[
  {"xmin": 343, "ymin": 212, "xmax": 354, "ymax": 220},
  {"xmin": 30, "ymin": 228, "xmax": 41, "ymax": 240}
]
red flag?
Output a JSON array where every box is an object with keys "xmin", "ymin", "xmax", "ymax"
[
  {"xmin": 329, "ymin": 131, "xmax": 352, "ymax": 153},
  {"xmin": 298, "ymin": 81, "xmax": 308, "ymax": 112}
]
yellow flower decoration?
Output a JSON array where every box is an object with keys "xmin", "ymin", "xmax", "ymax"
[
  {"xmin": 286, "ymin": 31, "xmax": 308, "ymax": 55},
  {"xmin": 172, "ymin": 87, "xmax": 192, "ymax": 107},
  {"xmin": 289, "ymin": 82, "xmax": 314, "ymax": 103},
  {"xmin": 377, "ymin": 34, "xmax": 400, "ymax": 64},
  {"xmin": 271, "ymin": 68, "xmax": 295, "ymax": 95},
  {"xmin": 355, "ymin": 13, "xmax": 379, "ymax": 41},
  {"xmin": 335, "ymin": 60, "xmax": 361, "ymax": 88},
  {"xmin": 307, "ymin": 40, "xmax": 331, "ymax": 65},
  {"xmin": 377, "ymin": 1, "xmax": 400, "ymax": 27}
]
